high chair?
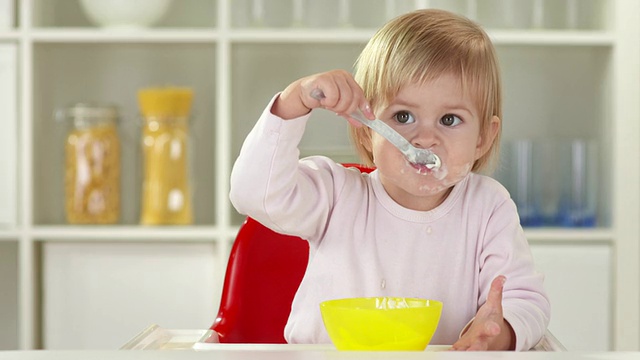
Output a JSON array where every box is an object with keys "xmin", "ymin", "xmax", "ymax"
[
  {"xmin": 209, "ymin": 163, "xmax": 565, "ymax": 351},
  {"xmin": 209, "ymin": 215, "xmax": 308, "ymax": 343}
]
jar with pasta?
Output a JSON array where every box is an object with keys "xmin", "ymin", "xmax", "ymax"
[
  {"xmin": 62, "ymin": 104, "xmax": 121, "ymax": 224},
  {"xmin": 138, "ymin": 87, "xmax": 194, "ymax": 225}
]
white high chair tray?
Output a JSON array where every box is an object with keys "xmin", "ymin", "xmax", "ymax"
[
  {"xmin": 122, "ymin": 325, "xmax": 563, "ymax": 351},
  {"xmin": 120, "ymin": 325, "xmax": 212, "ymax": 350}
]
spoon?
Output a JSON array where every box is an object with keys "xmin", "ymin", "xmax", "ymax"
[{"xmin": 310, "ymin": 89, "xmax": 441, "ymax": 169}]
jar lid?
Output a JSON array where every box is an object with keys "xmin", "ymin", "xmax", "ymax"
[
  {"xmin": 138, "ymin": 87, "xmax": 193, "ymax": 119},
  {"xmin": 56, "ymin": 103, "xmax": 120, "ymax": 128},
  {"xmin": 64, "ymin": 103, "xmax": 119, "ymax": 121}
]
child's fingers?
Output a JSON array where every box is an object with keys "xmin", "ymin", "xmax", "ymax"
[
  {"xmin": 343, "ymin": 75, "xmax": 374, "ymax": 120},
  {"xmin": 487, "ymin": 275, "xmax": 506, "ymax": 309},
  {"xmin": 301, "ymin": 70, "xmax": 372, "ymax": 121},
  {"xmin": 303, "ymin": 77, "xmax": 338, "ymax": 109}
]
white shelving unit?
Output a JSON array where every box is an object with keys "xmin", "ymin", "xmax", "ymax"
[{"xmin": 0, "ymin": 0, "xmax": 638, "ymax": 352}]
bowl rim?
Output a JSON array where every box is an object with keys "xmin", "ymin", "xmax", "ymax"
[{"xmin": 319, "ymin": 297, "xmax": 443, "ymax": 311}]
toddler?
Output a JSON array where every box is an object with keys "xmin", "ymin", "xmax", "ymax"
[{"xmin": 230, "ymin": 9, "xmax": 550, "ymax": 351}]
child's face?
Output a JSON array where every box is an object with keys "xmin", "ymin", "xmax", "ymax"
[{"xmin": 370, "ymin": 73, "xmax": 498, "ymax": 211}]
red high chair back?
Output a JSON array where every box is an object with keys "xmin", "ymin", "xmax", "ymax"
[{"xmin": 210, "ymin": 164, "xmax": 375, "ymax": 343}]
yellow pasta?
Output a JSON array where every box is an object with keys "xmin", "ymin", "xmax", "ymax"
[
  {"xmin": 138, "ymin": 87, "xmax": 194, "ymax": 225},
  {"xmin": 65, "ymin": 122, "xmax": 120, "ymax": 224}
]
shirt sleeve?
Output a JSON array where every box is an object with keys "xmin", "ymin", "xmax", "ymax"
[
  {"xmin": 478, "ymin": 197, "xmax": 551, "ymax": 351},
  {"xmin": 229, "ymin": 94, "xmax": 348, "ymax": 241}
]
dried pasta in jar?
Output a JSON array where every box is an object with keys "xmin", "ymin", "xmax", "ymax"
[
  {"xmin": 64, "ymin": 104, "xmax": 121, "ymax": 224},
  {"xmin": 138, "ymin": 87, "xmax": 194, "ymax": 225}
]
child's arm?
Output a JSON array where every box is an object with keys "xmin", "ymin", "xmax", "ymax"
[
  {"xmin": 229, "ymin": 70, "xmax": 374, "ymax": 238},
  {"xmin": 452, "ymin": 195, "xmax": 550, "ymax": 351}
]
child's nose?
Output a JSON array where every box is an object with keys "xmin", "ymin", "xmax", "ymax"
[{"xmin": 409, "ymin": 126, "xmax": 439, "ymax": 150}]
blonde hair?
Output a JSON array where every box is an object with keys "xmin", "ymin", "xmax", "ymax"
[{"xmin": 351, "ymin": 9, "xmax": 502, "ymax": 173}]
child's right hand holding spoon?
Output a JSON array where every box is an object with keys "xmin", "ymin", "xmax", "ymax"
[{"xmin": 271, "ymin": 70, "xmax": 375, "ymax": 126}]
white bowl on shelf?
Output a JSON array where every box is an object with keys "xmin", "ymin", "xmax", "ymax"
[{"xmin": 79, "ymin": 0, "xmax": 173, "ymax": 29}]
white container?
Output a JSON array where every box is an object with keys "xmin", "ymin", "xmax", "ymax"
[
  {"xmin": 79, "ymin": 0, "xmax": 173, "ymax": 29},
  {"xmin": 0, "ymin": 0, "xmax": 14, "ymax": 30}
]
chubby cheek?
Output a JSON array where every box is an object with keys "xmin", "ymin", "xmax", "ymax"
[{"xmin": 370, "ymin": 137, "xmax": 403, "ymax": 170}]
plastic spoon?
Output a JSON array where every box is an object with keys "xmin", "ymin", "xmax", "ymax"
[{"xmin": 310, "ymin": 89, "xmax": 441, "ymax": 169}]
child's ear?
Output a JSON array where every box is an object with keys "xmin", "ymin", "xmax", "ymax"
[{"xmin": 475, "ymin": 116, "xmax": 500, "ymax": 159}]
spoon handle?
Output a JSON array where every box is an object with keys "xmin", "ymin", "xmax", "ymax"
[
  {"xmin": 344, "ymin": 109, "xmax": 415, "ymax": 156},
  {"xmin": 308, "ymin": 89, "xmax": 440, "ymax": 168}
]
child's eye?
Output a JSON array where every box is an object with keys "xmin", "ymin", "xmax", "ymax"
[
  {"xmin": 441, "ymin": 114, "xmax": 462, "ymax": 126},
  {"xmin": 394, "ymin": 111, "xmax": 415, "ymax": 124}
]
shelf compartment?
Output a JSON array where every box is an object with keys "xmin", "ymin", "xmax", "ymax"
[
  {"xmin": 476, "ymin": 0, "xmax": 608, "ymax": 31},
  {"xmin": 229, "ymin": 0, "xmax": 609, "ymax": 33},
  {"xmin": 494, "ymin": 45, "xmax": 612, "ymax": 227},
  {"xmin": 231, "ymin": 0, "xmax": 391, "ymax": 30},
  {"xmin": 0, "ymin": 241, "xmax": 18, "ymax": 350},
  {"xmin": 32, "ymin": 43, "xmax": 217, "ymax": 226},
  {"xmin": 40, "ymin": 241, "xmax": 222, "ymax": 349},
  {"xmin": 30, "ymin": 0, "xmax": 217, "ymax": 29}
]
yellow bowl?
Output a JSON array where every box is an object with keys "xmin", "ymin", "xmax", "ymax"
[{"xmin": 320, "ymin": 297, "xmax": 443, "ymax": 351}]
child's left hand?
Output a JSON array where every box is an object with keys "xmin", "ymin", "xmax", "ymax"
[{"xmin": 450, "ymin": 275, "xmax": 516, "ymax": 351}]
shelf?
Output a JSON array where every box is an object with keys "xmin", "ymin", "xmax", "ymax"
[
  {"xmin": 525, "ymin": 228, "xmax": 613, "ymax": 243},
  {"xmin": 0, "ymin": 28, "xmax": 613, "ymax": 46},
  {"xmin": 30, "ymin": 226, "xmax": 236, "ymax": 241},
  {"xmin": 489, "ymin": 30, "xmax": 614, "ymax": 46},
  {"xmin": 228, "ymin": 28, "xmax": 375, "ymax": 43},
  {"xmin": 229, "ymin": 29, "xmax": 615, "ymax": 46},
  {"xmin": 0, "ymin": 231, "xmax": 19, "ymax": 240},
  {"xmin": 29, "ymin": 29, "xmax": 219, "ymax": 43},
  {"xmin": 0, "ymin": 31, "xmax": 19, "ymax": 41}
]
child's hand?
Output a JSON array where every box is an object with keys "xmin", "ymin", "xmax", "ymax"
[
  {"xmin": 450, "ymin": 275, "xmax": 516, "ymax": 351},
  {"xmin": 271, "ymin": 70, "xmax": 374, "ymax": 125}
]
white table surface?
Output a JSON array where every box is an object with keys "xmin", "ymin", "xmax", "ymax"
[{"xmin": 0, "ymin": 350, "xmax": 638, "ymax": 360}]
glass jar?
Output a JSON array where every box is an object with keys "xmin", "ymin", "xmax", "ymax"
[
  {"xmin": 61, "ymin": 104, "xmax": 121, "ymax": 224},
  {"xmin": 137, "ymin": 87, "xmax": 194, "ymax": 225}
]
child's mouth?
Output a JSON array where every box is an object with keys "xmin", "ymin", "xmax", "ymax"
[{"xmin": 410, "ymin": 162, "xmax": 431, "ymax": 174}]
